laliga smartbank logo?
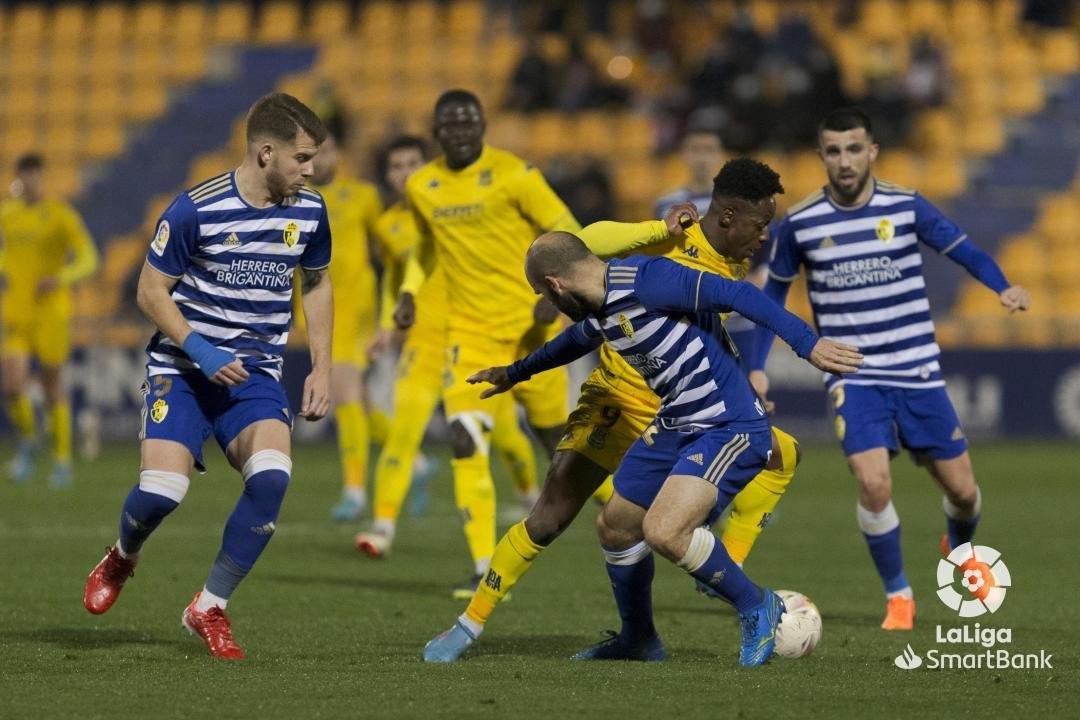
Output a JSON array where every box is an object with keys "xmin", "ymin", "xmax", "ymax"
[
  {"xmin": 893, "ymin": 543, "xmax": 1053, "ymax": 671},
  {"xmin": 936, "ymin": 542, "xmax": 1010, "ymax": 616}
]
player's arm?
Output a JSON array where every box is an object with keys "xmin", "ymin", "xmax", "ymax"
[
  {"xmin": 38, "ymin": 208, "xmax": 99, "ymax": 295},
  {"xmin": 468, "ymin": 321, "xmax": 604, "ymax": 398},
  {"xmin": 748, "ymin": 221, "xmax": 801, "ymax": 400},
  {"xmin": 296, "ymin": 203, "xmax": 334, "ymax": 420},
  {"xmin": 579, "ymin": 201, "xmax": 701, "ymax": 258},
  {"xmin": 140, "ymin": 197, "xmax": 247, "ymax": 386},
  {"xmin": 914, "ymin": 194, "xmax": 1031, "ymax": 313},
  {"xmin": 394, "ymin": 201, "xmax": 435, "ymax": 330},
  {"xmin": 636, "ymin": 257, "xmax": 861, "ymax": 375}
]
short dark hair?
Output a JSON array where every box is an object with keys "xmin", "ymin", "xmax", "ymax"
[
  {"xmin": 712, "ymin": 158, "xmax": 784, "ymax": 202},
  {"xmin": 15, "ymin": 153, "xmax": 43, "ymax": 172},
  {"xmin": 377, "ymin": 135, "xmax": 431, "ymax": 180},
  {"xmin": 818, "ymin": 107, "xmax": 873, "ymax": 139},
  {"xmin": 434, "ymin": 89, "xmax": 483, "ymax": 118},
  {"xmin": 525, "ymin": 231, "xmax": 592, "ymax": 282},
  {"xmin": 246, "ymin": 92, "xmax": 328, "ymax": 145}
]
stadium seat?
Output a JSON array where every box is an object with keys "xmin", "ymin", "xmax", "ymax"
[
  {"xmin": 447, "ymin": 0, "xmax": 484, "ymax": 39},
  {"xmin": 876, "ymin": 151, "xmax": 922, "ymax": 190},
  {"xmin": 85, "ymin": 83, "xmax": 124, "ymax": 122},
  {"xmin": 172, "ymin": 3, "xmax": 208, "ymax": 46},
  {"xmin": 905, "ymin": 0, "xmax": 948, "ymax": 41},
  {"xmin": 257, "ymin": 1, "xmax": 302, "ymax": 44},
  {"xmin": 84, "ymin": 121, "xmax": 125, "ymax": 160},
  {"xmin": 959, "ymin": 115, "xmax": 1005, "ymax": 156},
  {"xmin": 50, "ymin": 4, "xmax": 87, "ymax": 46},
  {"xmin": 1038, "ymin": 30, "xmax": 1080, "ymax": 75},
  {"xmin": 131, "ymin": 2, "xmax": 167, "ymax": 47},
  {"xmin": 212, "ymin": 1, "xmax": 253, "ymax": 44},
  {"xmin": 172, "ymin": 43, "xmax": 209, "ymax": 83},
  {"xmin": 1001, "ymin": 74, "xmax": 1045, "ymax": 116},
  {"xmin": 127, "ymin": 80, "xmax": 169, "ymax": 123},
  {"xmin": 920, "ymin": 153, "xmax": 966, "ymax": 199},
  {"xmin": 90, "ymin": 3, "xmax": 128, "ymax": 48},
  {"xmin": 861, "ymin": 0, "xmax": 905, "ymax": 43},
  {"xmin": 309, "ymin": 0, "xmax": 352, "ymax": 39},
  {"xmin": 8, "ymin": 4, "xmax": 46, "ymax": 47}
]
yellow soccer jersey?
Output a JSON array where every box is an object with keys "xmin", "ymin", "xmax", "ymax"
[
  {"xmin": 592, "ymin": 222, "xmax": 749, "ymax": 395},
  {"xmin": 0, "ymin": 197, "xmax": 97, "ymax": 320},
  {"xmin": 318, "ymin": 177, "xmax": 382, "ymax": 316},
  {"xmin": 404, "ymin": 145, "xmax": 578, "ymax": 342},
  {"xmin": 372, "ymin": 201, "xmax": 449, "ymax": 341}
]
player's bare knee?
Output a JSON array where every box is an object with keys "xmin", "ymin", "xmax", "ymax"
[
  {"xmin": 595, "ymin": 507, "xmax": 629, "ymax": 548},
  {"xmin": 641, "ymin": 512, "xmax": 681, "ymax": 561}
]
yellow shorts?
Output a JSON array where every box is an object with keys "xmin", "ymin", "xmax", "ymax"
[
  {"xmin": 331, "ymin": 301, "xmax": 375, "ymax": 369},
  {"xmin": 2, "ymin": 315, "xmax": 70, "ymax": 367},
  {"xmin": 444, "ymin": 330, "xmax": 568, "ymax": 428},
  {"xmin": 556, "ymin": 365, "xmax": 658, "ymax": 473},
  {"xmin": 398, "ymin": 327, "xmax": 446, "ymax": 395}
]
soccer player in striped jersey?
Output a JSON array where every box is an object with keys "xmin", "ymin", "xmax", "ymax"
[
  {"xmin": 750, "ymin": 107, "xmax": 1031, "ymax": 631},
  {"xmin": 83, "ymin": 94, "xmax": 333, "ymax": 660},
  {"xmin": 448, "ymin": 231, "xmax": 861, "ymax": 666},
  {"xmin": 308, "ymin": 129, "xmax": 385, "ymax": 522},
  {"xmin": 0, "ymin": 154, "xmax": 98, "ymax": 487}
]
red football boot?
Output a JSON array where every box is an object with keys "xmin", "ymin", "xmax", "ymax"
[
  {"xmin": 182, "ymin": 593, "xmax": 245, "ymax": 660},
  {"xmin": 84, "ymin": 546, "xmax": 137, "ymax": 615}
]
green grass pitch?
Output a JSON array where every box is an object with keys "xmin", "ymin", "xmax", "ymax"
[{"xmin": 1, "ymin": 440, "xmax": 1076, "ymax": 719}]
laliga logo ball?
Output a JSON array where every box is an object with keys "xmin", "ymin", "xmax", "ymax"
[
  {"xmin": 773, "ymin": 589, "xmax": 822, "ymax": 659},
  {"xmin": 936, "ymin": 542, "xmax": 1011, "ymax": 617}
]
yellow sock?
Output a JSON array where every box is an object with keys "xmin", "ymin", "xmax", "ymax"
[
  {"xmin": 465, "ymin": 520, "xmax": 542, "ymax": 627},
  {"xmin": 722, "ymin": 428, "xmax": 799, "ymax": 565},
  {"xmin": 372, "ymin": 417, "xmax": 429, "ymax": 523},
  {"xmin": 335, "ymin": 402, "xmax": 369, "ymax": 491},
  {"xmin": 7, "ymin": 394, "xmax": 36, "ymax": 441},
  {"xmin": 452, "ymin": 453, "xmax": 496, "ymax": 573},
  {"xmin": 592, "ymin": 476, "xmax": 614, "ymax": 504},
  {"xmin": 368, "ymin": 408, "xmax": 390, "ymax": 446},
  {"xmin": 491, "ymin": 401, "xmax": 536, "ymax": 495},
  {"xmin": 47, "ymin": 402, "xmax": 71, "ymax": 463}
]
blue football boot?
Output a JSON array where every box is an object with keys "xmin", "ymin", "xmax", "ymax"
[
  {"xmin": 423, "ymin": 621, "xmax": 477, "ymax": 663},
  {"xmin": 738, "ymin": 589, "xmax": 785, "ymax": 667},
  {"xmin": 48, "ymin": 462, "xmax": 72, "ymax": 489},
  {"xmin": 8, "ymin": 441, "xmax": 36, "ymax": 484},
  {"xmin": 571, "ymin": 631, "xmax": 666, "ymax": 661}
]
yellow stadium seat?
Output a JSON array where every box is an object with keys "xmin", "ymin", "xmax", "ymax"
[
  {"xmin": 46, "ymin": 44, "xmax": 84, "ymax": 81},
  {"xmin": 959, "ymin": 115, "xmax": 1005, "ymax": 156},
  {"xmin": 748, "ymin": 0, "xmax": 780, "ymax": 35},
  {"xmin": 0, "ymin": 125, "xmax": 39, "ymax": 162},
  {"xmin": 997, "ymin": 39, "xmax": 1039, "ymax": 78},
  {"xmin": 257, "ymin": 1, "xmax": 302, "ymax": 44},
  {"xmin": 90, "ymin": 3, "xmax": 128, "ymax": 48},
  {"xmin": 951, "ymin": 42, "xmax": 996, "ymax": 80},
  {"xmin": 127, "ymin": 80, "xmax": 169, "ymax": 123},
  {"xmin": 949, "ymin": 0, "xmax": 991, "ymax": 39},
  {"xmin": 44, "ymin": 79, "xmax": 82, "ymax": 119},
  {"xmin": 447, "ymin": 0, "xmax": 484, "ymax": 38},
  {"xmin": 358, "ymin": 0, "xmax": 396, "ymax": 36},
  {"xmin": 613, "ymin": 114, "xmax": 653, "ymax": 156},
  {"xmin": 1039, "ymin": 29, "xmax": 1079, "ymax": 75},
  {"xmin": 212, "ymin": 1, "xmax": 253, "ymax": 44},
  {"xmin": 1036, "ymin": 195, "xmax": 1080, "ymax": 241},
  {"xmin": 172, "ymin": 3, "xmax": 208, "ymax": 45},
  {"xmin": 1001, "ymin": 73, "xmax": 1045, "ymax": 116},
  {"xmin": 126, "ymin": 46, "xmax": 165, "ymax": 83},
  {"xmin": 50, "ymin": 4, "xmax": 87, "ymax": 45},
  {"xmin": 991, "ymin": 0, "xmax": 1023, "ymax": 40},
  {"xmin": 47, "ymin": 161, "xmax": 81, "ymax": 199},
  {"xmin": 4, "ymin": 47, "xmax": 44, "ymax": 82},
  {"xmin": 785, "ymin": 150, "xmax": 826, "ymax": 203},
  {"xmin": 84, "ymin": 121, "xmax": 125, "ymax": 160},
  {"xmin": 861, "ymin": 0, "xmax": 905, "ymax": 42},
  {"xmin": 8, "ymin": 4, "xmax": 46, "ymax": 44},
  {"xmin": 486, "ymin": 113, "xmax": 529, "ymax": 154},
  {"xmin": 309, "ymin": 0, "xmax": 352, "ymax": 39},
  {"xmin": 131, "ymin": 2, "xmax": 167, "ymax": 46},
  {"xmin": 573, "ymin": 113, "xmax": 617, "ymax": 157},
  {"xmin": 172, "ymin": 44, "xmax": 208, "ymax": 83},
  {"xmin": 876, "ymin": 151, "xmax": 922, "ymax": 189},
  {"xmin": 87, "ymin": 46, "xmax": 125, "ymax": 80},
  {"xmin": 911, "ymin": 108, "xmax": 955, "ymax": 153},
  {"xmin": 905, "ymin": 0, "xmax": 948, "ymax": 41},
  {"xmin": 404, "ymin": 1, "xmax": 440, "ymax": 35},
  {"xmin": 85, "ymin": 83, "xmax": 124, "ymax": 122},
  {"xmin": 4, "ymin": 84, "xmax": 42, "ymax": 120},
  {"xmin": 614, "ymin": 160, "xmax": 661, "ymax": 207},
  {"xmin": 920, "ymin": 154, "xmax": 966, "ymax": 199},
  {"xmin": 526, "ymin": 113, "xmax": 569, "ymax": 161}
]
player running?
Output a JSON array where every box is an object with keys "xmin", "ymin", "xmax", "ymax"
[
  {"xmin": 1, "ymin": 154, "xmax": 98, "ymax": 487},
  {"xmin": 750, "ymin": 107, "xmax": 1031, "ymax": 631},
  {"xmin": 456, "ymin": 224, "xmax": 861, "ymax": 666},
  {"xmin": 82, "ymin": 93, "xmax": 333, "ymax": 660}
]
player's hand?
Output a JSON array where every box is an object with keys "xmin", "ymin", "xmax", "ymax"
[
  {"xmin": 808, "ymin": 339, "xmax": 863, "ymax": 375},
  {"xmin": 533, "ymin": 296, "xmax": 559, "ymax": 325},
  {"xmin": 35, "ymin": 276, "xmax": 60, "ymax": 295},
  {"xmin": 748, "ymin": 369, "xmax": 775, "ymax": 415},
  {"xmin": 299, "ymin": 366, "xmax": 331, "ymax": 420},
  {"xmin": 999, "ymin": 285, "xmax": 1030, "ymax": 314},
  {"xmin": 466, "ymin": 366, "xmax": 515, "ymax": 399},
  {"xmin": 394, "ymin": 292, "xmax": 416, "ymax": 330},
  {"xmin": 211, "ymin": 359, "xmax": 250, "ymax": 387},
  {"xmin": 366, "ymin": 328, "xmax": 397, "ymax": 362},
  {"xmin": 663, "ymin": 201, "xmax": 700, "ymax": 236}
]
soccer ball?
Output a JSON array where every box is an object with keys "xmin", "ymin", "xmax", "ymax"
[{"xmin": 773, "ymin": 589, "xmax": 822, "ymax": 659}]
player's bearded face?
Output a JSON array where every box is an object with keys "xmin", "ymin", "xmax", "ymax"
[
  {"xmin": 552, "ymin": 289, "xmax": 592, "ymax": 322},
  {"xmin": 820, "ymin": 128, "xmax": 877, "ymax": 204},
  {"xmin": 265, "ymin": 132, "xmax": 319, "ymax": 200}
]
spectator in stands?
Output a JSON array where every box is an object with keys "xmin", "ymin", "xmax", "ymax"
[
  {"xmin": 906, "ymin": 34, "xmax": 949, "ymax": 109},
  {"xmin": 557, "ymin": 36, "xmax": 629, "ymax": 111},
  {"xmin": 546, "ymin": 155, "xmax": 615, "ymax": 226},
  {"xmin": 504, "ymin": 37, "xmax": 555, "ymax": 112}
]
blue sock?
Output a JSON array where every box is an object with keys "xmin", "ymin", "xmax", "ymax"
[
  {"xmin": 118, "ymin": 471, "xmax": 189, "ymax": 555},
  {"xmin": 603, "ymin": 542, "xmax": 657, "ymax": 644},
  {"xmin": 944, "ymin": 488, "xmax": 982, "ymax": 550},
  {"xmin": 858, "ymin": 502, "xmax": 909, "ymax": 594},
  {"xmin": 206, "ymin": 450, "xmax": 290, "ymax": 600},
  {"xmin": 680, "ymin": 527, "xmax": 761, "ymax": 614}
]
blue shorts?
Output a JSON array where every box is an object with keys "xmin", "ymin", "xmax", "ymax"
[
  {"xmin": 613, "ymin": 423, "xmax": 773, "ymax": 520},
  {"xmin": 139, "ymin": 371, "xmax": 292, "ymax": 470},
  {"xmin": 830, "ymin": 384, "xmax": 967, "ymax": 460}
]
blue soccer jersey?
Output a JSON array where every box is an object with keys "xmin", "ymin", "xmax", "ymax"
[
  {"xmin": 761, "ymin": 180, "xmax": 975, "ymax": 391},
  {"xmin": 144, "ymin": 173, "xmax": 332, "ymax": 381},
  {"xmin": 509, "ymin": 255, "xmax": 819, "ymax": 431}
]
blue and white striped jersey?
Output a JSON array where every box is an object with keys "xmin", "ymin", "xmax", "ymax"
[
  {"xmin": 509, "ymin": 255, "xmax": 819, "ymax": 431},
  {"xmin": 144, "ymin": 172, "xmax": 332, "ymax": 381},
  {"xmin": 767, "ymin": 180, "xmax": 964, "ymax": 390}
]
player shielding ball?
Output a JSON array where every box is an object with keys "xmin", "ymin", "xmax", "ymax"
[
  {"xmin": 82, "ymin": 93, "xmax": 333, "ymax": 660},
  {"xmin": 751, "ymin": 107, "xmax": 1031, "ymax": 631},
  {"xmin": 454, "ymin": 227, "xmax": 861, "ymax": 666}
]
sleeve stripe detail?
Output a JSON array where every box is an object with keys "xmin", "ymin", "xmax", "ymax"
[
  {"xmin": 300, "ymin": 263, "xmax": 331, "ymax": 271},
  {"xmin": 693, "ymin": 270, "xmax": 704, "ymax": 311},
  {"xmin": 768, "ymin": 270, "xmax": 798, "ymax": 282},
  {"xmin": 940, "ymin": 234, "xmax": 968, "ymax": 255}
]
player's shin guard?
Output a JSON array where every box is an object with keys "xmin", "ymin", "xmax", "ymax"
[
  {"xmin": 857, "ymin": 501, "xmax": 910, "ymax": 596},
  {"xmin": 463, "ymin": 521, "xmax": 542, "ymax": 632},
  {"xmin": 452, "ymin": 454, "xmax": 496, "ymax": 575},
  {"xmin": 47, "ymin": 402, "xmax": 72, "ymax": 464},
  {"xmin": 118, "ymin": 470, "xmax": 189, "ymax": 555},
  {"xmin": 335, "ymin": 402, "xmax": 369, "ymax": 491},
  {"xmin": 6, "ymin": 393, "xmax": 36, "ymax": 441},
  {"xmin": 679, "ymin": 527, "xmax": 761, "ymax": 613},
  {"xmin": 207, "ymin": 450, "xmax": 291, "ymax": 601},
  {"xmin": 604, "ymin": 542, "xmax": 657, "ymax": 643},
  {"xmin": 722, "ymin": 429, "xmax": 799, "ymax": 565},
  {"xmin": 943, "ymin": 486, "xmax": 981, "ymax": 550}
]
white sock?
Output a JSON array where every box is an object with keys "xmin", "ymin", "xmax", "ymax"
[
  {"xmin": 474, "ymin": 558, "xmax": 491, "ymax": 576},
  {"xmin": 372, "ymin": 518, "xmax": 396, "ymax": 539},
  {"xmin": 344, "ymin": 486, "xmax": 366, "ymax": 503},
  {"xmin": 195, "ymin": 587, "xmax": 229, "ymax": 612},
  {"xmin": 114, "ymin": 540, "xmax": 136, "ymax": 559},
  {"xmin": 457, "ymin": 613, "xmax": 483, "ymax": 639},
  {"xmin": 887, "ymin": 587, "xmax": 914, "ymax": 600}
]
